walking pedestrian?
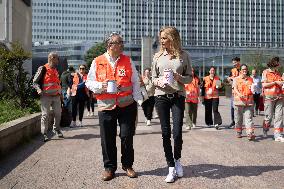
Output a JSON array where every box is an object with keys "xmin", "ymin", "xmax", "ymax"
[
  {"xmin": 233, "ymin": 64, "xmax": 255, "ymax": 140},
  {"xmin": 251, "ymin": 69, "xmax": 262, "ymax": 116},
  {"xmin": 33, "ymin": 52, "xmax": 64, "ymax": 142},
  {"xmin": 184, "ymin": 68, "xmax": 200, "ymax": 130},
  {"xmin": 141, "ymin": 68, "xmax": 155, "ymax": 126},
  {"xmin": 86, "ymin": 90, "xmax": 95, "ymax": 116},
  {"xmin": 70, "ymin": 64, "xmax": 89, "ymax": 127},
  {"xmin": 60, "ymin": 66, "xmax": 74, "ymax": 112},
  {"xmin": 200, "ymin": 66, "xmax": 222, "ymax": 130},
  {"xmin": 261, "ymin": 57, "xmax": 284, "ymax": 142},
  {"xmin": 86, "ymin": 32, "xmax": 143, "ymax": 181},
  {"xmin": 152, "ymin": 26, "xmax": 192, "ymax": 183},
  {"xmin": 227, "ymin": 57, "xmax": 241, "ymax": 128}
]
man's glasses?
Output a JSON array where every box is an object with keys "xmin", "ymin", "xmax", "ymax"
[
  {"xmin": 110, "ymin": 41, "xmax": 123, "ymax": 45},
  {"xmin": 79, "ymin": 67, "xmax": 85, "ymax": 70}
]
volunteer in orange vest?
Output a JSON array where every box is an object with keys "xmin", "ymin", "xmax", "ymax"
[
  {"xmin": 33, "ymin": 52, "xmax": 63, "ymax": 142},
  {"xmin": 69, "ymin": 64, "xmax": 89, "ymax": 127},
  {"xmin": 232, "ymin": 64, "xmax": 255, "ymax": 140},
  {"xmin": 184, "ymin": 69, "xmax": 200, "ymax": 130},
  {"xmin": 227, "ymin": 57, "xmax": 241, "ymax": 128},
  {"xmin": 261, "ymin": 57, "xmax": 284, "ymax": 142},
  {"xmin": 201, "ymin": 66, "xmax": 222, "ymax": 130},
  {"xmin": 86, "ymin": 32, "xmax": 143, "ymax": 181}
]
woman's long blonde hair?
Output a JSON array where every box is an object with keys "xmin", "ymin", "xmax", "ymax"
[{"xmin": 155, "ymin": 26, "xmax": 182, "ymax": 59}]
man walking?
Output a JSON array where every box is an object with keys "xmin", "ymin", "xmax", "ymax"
[
  {"xmin": 227, "ymin": 57, "xmax": 241, "ymax": 128},
  {"xmin": 233, "ymin": 64, "xmax": 255, "ymax": 140},
  {"xmin": 86, "ymin": 32, "xmax": 143, "ymax": 181},
  {"xmin": 33, "ymin": 52, "xmax": 64, "ymax": 142},
  {"xmin": 261, "ymin": 57, "xmax": 284, "ymax": 142},
  {"xmin": 251, "ymin": 69, "xmax": 262, "ymax": 116}
]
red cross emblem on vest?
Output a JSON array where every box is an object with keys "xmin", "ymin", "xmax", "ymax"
[{"xmin": 118, "ymin": 69, "xmax": 126, "ymax": 76}]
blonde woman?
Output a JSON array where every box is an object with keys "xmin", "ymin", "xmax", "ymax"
[{"xmin": 152, "ymin": 26, "xmax": 192, "ymax": 183}]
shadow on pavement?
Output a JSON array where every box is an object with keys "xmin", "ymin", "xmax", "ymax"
[
  {"xmin": 0, "ymin": 135, "xmax": 43, "ymax": 180},
  {"xmin": 139, "ymin": 164, "xmax": 284, "ymax": 179},
  {"xmin": 64, "ymin": 134, "xmax": 100, "ymax": 140},
  {"xmin": 135, "ymin": 130, "xmax": 189, "ymax": 136}
]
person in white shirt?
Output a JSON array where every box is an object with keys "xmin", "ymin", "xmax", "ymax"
[
  {"xmin": 86, "ymin": 32, "xmax": 143, "ymax": 181},
  {"xmin": 251, "ymin": 69, "xmax": 262, "ymax": 116}
]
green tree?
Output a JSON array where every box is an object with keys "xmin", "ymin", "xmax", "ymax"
[
  {"xmin": 241, "ymin": 51, "xmax": 273, "ymax": 74},
  {"xmin": 84, "ymin": 42, "xmax": 106, "ymax": 68},
  {"xmin": 0, "ymin": 42, "xmax": 37, "ymax": 110}
]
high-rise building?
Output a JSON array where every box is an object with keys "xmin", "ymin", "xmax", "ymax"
[
  {"xmin": 32, "ymin": 0, "xmax": 284, "ymax": 76},
  {"xmin": 122, "ymin": 0, "xmax": 190, "ymax": 45},
  {"xmin": 32, "ymin": 0, "xmax": 121, "ymax": 43},
  {"xmin": 32, "ymin": 0, "xmax": 284, "ymax": 48},
  {"xmin": 123, "ymin": 0, "xmax": 284, "ymax": 48},
  {"xmin": 187, "ymin": 0, "xmax": 284, "ymax": 48}
]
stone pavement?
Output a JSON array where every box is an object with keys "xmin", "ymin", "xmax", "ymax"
[{"xmin": 0, "ymin": 97, "xmax": 284, "ymax": 189}]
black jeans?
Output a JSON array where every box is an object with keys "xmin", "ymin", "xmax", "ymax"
[
  {"xmin": 204, "ymin": 98, "xmax": 222, "ymax": 126},
  {"xmin": 155, "ymin": 94, "xmax": 185, "ymax": 167},
  {"xmin": 141, "ymin": 96, "xmax": 155, "ymax": 120},
  {"xmin": 253, "ymin": 93, "xmax": 260, "ymax": 112},
  {"xmin": 98, "ymin": 102, "xmax": 137, "ymax": 172},
  {"xmin": 86, "ymin": 96, "xmax": 95, "ymax": 112},
  {"xmin": 231, "ymin": 97, "xmax": 235, "ymax": 123},
  {"xmin": 71, "ymin": 96, "xmax": 86, "ymax": 121}
]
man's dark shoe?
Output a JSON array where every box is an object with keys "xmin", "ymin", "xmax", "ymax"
[
  {"xmin": 54, "ymin": 130, "xmax": 64, "ymax": 138},
  {"xmin": 263, "ymin": 130, "xmax": 268, "ymax": 137},
  {"xmin": 248, "ymin": 134, "xmax": 255, "ymax": 141},
  {"xmin": 101, "ymin": 170, "xmax": 115, "ymax": 181},
  {"xmin": 122, "ymin": 167, "xmax": 137, "ymax": 178},
  {"xmin": 236, "ymin": 133, "xmax": 242, "ymax": 138},
  {"xmin": 43, "ymin": 134, "xmax": 49, "ymax": 142},
  {"xmin": 228, "ymin": 122, "xmax": 235, "ymax": 129}
]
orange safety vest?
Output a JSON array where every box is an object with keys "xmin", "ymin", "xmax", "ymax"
[
  {"xmin": 203, "ymin": 75, "xmax": 220, "ymax": 99},
  {"xmin": 262, "ymin": 69, "xmax": 283, "ymax": 100},
  {"xmin": 71, "ymin": 73, "xmax": 88, "ymax": 96},
  {"xmin": 94, "ymin": 54, "xmax": 134, "ymax": 111},
  {"xmin": 42, "ymin": 63, "xmax": 61, "ymax": 96},
  {"xmin": 185, "ymin": 77, "xmax": 200, "ymax": 103},
  {"xmin": 233, "ymin": 76, "xmax": 254, "ymax": 106}
]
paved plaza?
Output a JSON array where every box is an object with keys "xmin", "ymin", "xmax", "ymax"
[{"xmin": 0, "ymin": 97, "xmax": 284, "ymax": 189}]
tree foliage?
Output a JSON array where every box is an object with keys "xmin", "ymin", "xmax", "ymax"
[
  {"xmin": 84, "ymin": 42, "xmax": 106, "ymax": 68},
  {"xmin": 0, "ymin": 42, "xmax": 38, "ymax": 111},
  {"xmin": 241, "ymin": 51, "xmax": 273, "ymax": 74}
]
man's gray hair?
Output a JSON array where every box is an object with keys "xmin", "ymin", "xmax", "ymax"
[
  {"xmin": 48, "ymin": 51, "xmax": 58, "ymax": 58},
  {"xmin": 105, "ymin": 32, "xmax": 121, "ymax": 46}
]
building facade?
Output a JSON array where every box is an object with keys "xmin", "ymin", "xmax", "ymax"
[
  {"xmin": 0, "ymin": 0, "xmax": 32, "ymax": 75},
  {"xmin": 32, "ymin": 0, "xmax": 121, "ymax": 43},
  {"xmin": 187, "ymin": 0, "xmax": 283, "ymax": 48},
  {"xmin": 32, "ymin": 0, "xmax": 284, "ymax": 76}
]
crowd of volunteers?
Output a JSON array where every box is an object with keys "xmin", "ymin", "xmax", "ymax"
[{"xmin": 33, "ymin": 26, "xmax": 284, "ymax": 184}]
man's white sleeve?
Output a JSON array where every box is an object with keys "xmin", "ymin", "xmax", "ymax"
[{"xmin": 86, "ymin": 59, "xmax": 103, "ymax": 93}]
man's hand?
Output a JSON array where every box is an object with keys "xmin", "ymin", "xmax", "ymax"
[
  {"xmin": 137, "ymin": 100, "xmax": 143, "ymax": 106},
  {"xmin": 156, "ymin": 78, "xmax": 166, "ymax": 88},
  {"xmin": 275, "ymin": 81, "xmax": 284, "ymax": 86},
  {"xmin": 173, "ymin": 72, "xmax": 181, "ymax": 82},
  {"xmin": 37, "ymin": 89, "xmax": 42, "ymax": 95},
  {"xmin": 102, "ymin": 81, "xmax": 108, "ymax": 92}
]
